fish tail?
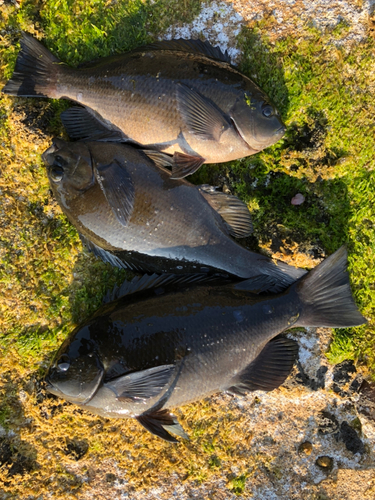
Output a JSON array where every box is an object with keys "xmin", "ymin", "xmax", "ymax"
[
  {"xmin": 2, "ymin": 33, "xmax": 62, "ymax": 98},
  {"xmin": 295, "ymin": 246, "xmax": 366, "ymax": 328}
]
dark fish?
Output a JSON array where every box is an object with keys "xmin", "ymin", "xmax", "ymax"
[
  {"xmin": 45, "ymin": 247, "xmax": 366, "ymax": 442},
  {"xmin": 42, "ymin": 138, "xmax": 306, "ymax": 293},
  {"xmin": 3, "ymin": 34, "xmax": 286, "ymax": 178}
]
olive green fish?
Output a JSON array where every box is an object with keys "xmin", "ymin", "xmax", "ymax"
[{"xmin": 3, "ymin": 34, "xmax": 286, "ymax": 178}]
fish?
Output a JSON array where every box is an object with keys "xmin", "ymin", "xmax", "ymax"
[
  {"xmin": 3, "ymin": 34, "xmax": 286, "ymax": 179},
  {"xmin": 44, "ymin": 246, "xmax": 366, "ymax": 442},
  {"xmin": 42, "ymin": 138, "xmax": 306, "ymax": 293}
]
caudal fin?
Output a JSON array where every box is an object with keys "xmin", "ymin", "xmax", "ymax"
[
  {"xmin": 295, "ymin": 246, "xmax": 366, "ymax": 328},
  {"xmin": 2, "ymin": 33, "xmax": 61, "ymax": 98}
]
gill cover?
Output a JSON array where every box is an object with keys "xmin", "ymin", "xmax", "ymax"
[
  {"xmin": 42, "ymin": 138, "xmax": 94, "ymax": 192},
  {"xmin": 230, "ymin": 95, "xmax": 285, "ymax": 150},
  {"xmin": 46, "ymin": 326, "xmax": 104, "ymax": 404}
]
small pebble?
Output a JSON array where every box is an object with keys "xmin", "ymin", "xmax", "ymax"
[
  {"xmin": 316, "ymin": 456, "xmax": 334, "ymax": 472},
  {"xmin": 298, "ymin": 441, "xmax": 313, "ymax": 455},
  {"xmin": 291, "ymin": 193, "xmax": 305, "ymax": 205}
]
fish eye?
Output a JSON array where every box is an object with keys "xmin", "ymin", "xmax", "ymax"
[
  {"xmin": 50, "ymin": 165, "xmax": 64, "ymax": 182},
  {"xmin": 56, "ymin": 354, "xmax": 70, "ymax": 372},
  {"xmin": 262, "ymin": 105, "xmax": 274, "ymax": 118}
]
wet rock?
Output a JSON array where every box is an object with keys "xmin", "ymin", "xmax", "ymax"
[
  {"xmin": 333, "ymin": 360, "xmax": 357, "ymax": 384},
  {"xmin": 339, "ymin": 421, "xmax": 365, "ymax": 454},
  {"xmin": 356, "ymin": 379, "xmax": 375, "ymax": 422},
  {"xmin": 0, "ymin": 438, "xmax": 34, "ymax": 477},
  {"xmin": 316, "ymin": 456, "xmax": 334, "ymax": 473},
  {"xmin": 298, "ymin": 441, "xmax": 313, "ymax": 455},
  {"xmin": 332, "ymin": 360, "xmax": 357, "ymax": 395},
  {"xmin": 64, "ymin": 438, "xmax": 89, "ymax": 461},
  {"xmin": 316, "ymin": 411, "xmax": 339, "ymax": 435},
  {"xmin": 293, "ymin": 361, "xmax": 327, "ymax": 390}
]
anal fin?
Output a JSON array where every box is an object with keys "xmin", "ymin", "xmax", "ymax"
[
  {"xmin": 171, "ymin": 152, "xmax": 205, "ymax": 179},
  {"xmin": 136, "ymin": 409, "xmax": 188, "ymax": 443},
  {"xmin": 227, "ymin": 336, "xmax": 298, "ymax": 395},
  {"xmin": 142, "ymin": 150, "xmax": 174, "ymax": 169}
]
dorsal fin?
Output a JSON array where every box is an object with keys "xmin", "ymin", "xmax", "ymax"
[
  {"xmin": 199, "ymin": 185, "xmax": 253, "ymax": 238},
  {"xmin": 79, "ymin": 233, "xmax": 133, "ymax": 270},
  {"xmin": 103, "ymin": 273, "xmax": 224, "ymax": 304},
  {"xmin": 132, "ymin": 39, "xmax": 231, "ymax": 64},
  {"xmin": 227, "ymin": 336, "xmax": 298, "ymax": 395}
]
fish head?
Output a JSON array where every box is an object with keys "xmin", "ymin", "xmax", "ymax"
[
  {"xmin": 45, "ymin": 325, "xmax": 104, "ymax": 404},
  {"xmin": 230, "ymin": 94, "xmax": 286, "ymax": 151},
  {"xmin": 42, "ymin": 138, "xmax": 95, "ymax": 195}
]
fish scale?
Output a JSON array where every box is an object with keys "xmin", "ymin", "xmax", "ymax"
[
  {"xmin": 45, "ymin": 247, "xmax": 366, "ymax": 441},
  {"xmin": 43, "ymin": 139, "xmax": 307, "ymax": 288},
  {"xmin": 3, "ymin": 35, "xmax": 286, "ymax": 176}
]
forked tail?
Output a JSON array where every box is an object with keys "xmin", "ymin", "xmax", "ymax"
[
  {"xmin": 2, "ymin": 33, "xmax": 62, "ymax": 98},
  {"xmin": 295, "ymin": 246, "xmax": 366, "ymax": 328}
]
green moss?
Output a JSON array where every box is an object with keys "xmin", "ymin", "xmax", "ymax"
[
  {"xmin": 0, "ymin": 0, "xmax": 375, "ymax": 497},
  {"xmin": 229, "ymin": 473, "xmax": 247, "ymax": 495},
  {"xmin": 233, "ymin": 27, "xmax": 375, "ymax": 374}
]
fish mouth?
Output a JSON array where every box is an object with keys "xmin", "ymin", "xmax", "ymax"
[
  {"xmin": 42, "ymin": 138, "xmax": 67, "ymax": 165},
  {"xmin": 44, "ymin": 377, "xmax": 63, "ymax": 398},
  {"xmin": 274, "ymin": 124, "xmax": 286, "ymax": 137},
  {"xmin": 41, "ymin": 143, "xmax": 58, "ymax": 164}
]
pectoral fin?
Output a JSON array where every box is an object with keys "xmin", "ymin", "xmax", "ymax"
[
  {"xmin": 199, "ymin": 185, "xmax": 253, "ymax": 238},
  {"xmin": 136, "ymin": 409, "xmax": 189, "ymax": 443},
  {"xmin": 177, "ymin": 83, "xmax": 230, "ymax": 142},
  {"xmin": 227, "ymin": 336, "xmax": 298, "ymax": 395},
  {"xmin": 104, "ymin": 365, "xmax": 175, "ymax": 402},
  {"xmin": 94, "ymin": 159, "xmax": 134, "ymax": 226}
]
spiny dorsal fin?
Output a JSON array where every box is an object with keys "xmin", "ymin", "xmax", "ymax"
[
  {"xmin": 132, "ymin": 38, "xmax": 231, "ymax": 64},
  {"xmin": 104, "ymin": 273, "xmax": 224, "ymax": 304},
  {"xmin": 79, "ymin": 233, "xmax": 132, "ymax": 270},
  {"xmin": 199, "ymin": 185, "xmax": 252, "ymax": 238},
  {"xmin": 227, "ymin": 336, "xmax": 298, "ymax": 394}
]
